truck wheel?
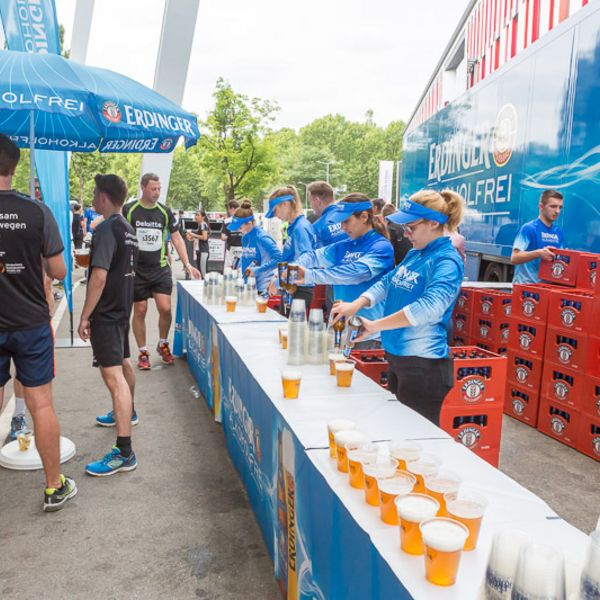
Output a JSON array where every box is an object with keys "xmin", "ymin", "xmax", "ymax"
[{"xmin": 482, "ymin": 262, "xmax": 509, "ymax": 282}]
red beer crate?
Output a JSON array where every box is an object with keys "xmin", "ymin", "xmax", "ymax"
[
  {"xmin": 452, "ymin": 334, "xmax": 469, "ymax": 347},
  {"xmin": 443, "ymin": 346, "xmax": 507, "ymax": 407},
  {"xmin": 537, "ymin": 396, "xmax": 579, "ymax": 448},
  {"xmin": 582, "ymin": 376, "xmax": 600, "ymax": 418},
  {"xmin": 544, "ymin": 326, "xmax": 591, "ymax": 372},
  {"xmin": 475, "ymin": 342, "xmax": 508, "ymax": 355},
  {"xmin": 455, "ymin": 287, "xmax": 474, "ymax": 314},
  {"xmin": 504, "ymin": 381, "xmax": 540, "ymax": 427},
  {"xmin": 506, "ymin": 351, "xmax": 543, "ymax": 392},
  {"xmin": 472, "ymin": 289, "xmax": 513, "ymax": 319},
  {"xmin": 576, "ymin": 413, "xmax": 600, "ymax": 462},
  {"xmin": 451, "ymin": 311, "xmax": 473, "ymax": 341},
  {"xmin": 540, "ymin": 363, "xmax": 586, "ymax": 410},
  {"xmin": 588, "ymin": 337, "xmax": 600, "ymax": 378},
  {"xmin": 350, "ymin": 349, "xmax": 388, "ymax": 389},
  {"xmin": 539, "ymin": 249, "xmax": 582, "ymax": 287},
  {"xmin": 439, "ymin": 405, "xmax": 503, "ymax": 452},
  {"xmin": 475, "ymin": 446, "xmax": 500, "ymax": 468},
  {"xmin": 576, "ymin": 252, "xmax": 599, "ymax": 292},
  {"xmin": 511, "ymin": 283, "xmax": 554, "ymax": 323},
  {"xmin": 268, "ymin": 295, "xmax": 282, "ymax": 310},
  {"xmin": 471, "ymin": 316, "xmax": 511, "ymax": 346},
  {"xmin": 547, "ymin": 288, "xmax": 600, "ymax": 334},
  {"xmin": 310, "ymin": 285, "xmax": 327, "ymax": 310},
  {"xmin": 508, "ymin": 318, "xmax": 547, "ymax": 357}
]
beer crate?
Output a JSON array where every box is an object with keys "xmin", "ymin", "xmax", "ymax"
[
  {"xmin": 475, "ymin": 342, "xmax": 508, "ymax": 355},
  {"xmin": 508, "ymin": 318, "xmax": 547, "ymax": 357},
  {"xmin": 540, "ymin": 363, "xmax": 586, "ymax": 410},
  {"xmin": 539, "ymin": 249, "xmax": 582, "ymax": 287},
  {"xmin": 268, "ymin": 295, "xmax": 282, "ymax": 310},
  {"xmin": 507, "ymin": 351, "xmax": 543, "ymax": 392},
  {"xmin": 444, "ymin": 346, "xmax": 507, "ymax": 407},
  {"xmin": 439, "ymin": 404, "xmax": 503, "ymax": 453},
  {"xmin": 588, "ymin": 337, "xmax": 600, "ymax": 378},
  {"xmin": 547, "ymin": 288, "xmax": 600, "ymax": 334},
  {"xmin": 350, "ymin": 349, "xmax": 388, "ymax": 389},
  {"xmin": 475, "ymin": 445, "xmax": 501, "ymax": 468},
  {"xmin": 455, "ymin": 287, "xmax": 474, "ymax": 314},
  {"xmin": 582, "ymin": 375, "xmax": 600, "ymax": 418},
  {"xmin": 452, "ymin": 334, "xmax": 469, "ymax": 347},
  {"xmin": 504, "ymin": 381, "xmax": 541, "ymax": 427},
  {"xmin": 544, "ymin": 326, "xmax": 591, "ymax": 372},
  {"xmin": 511, "ymin": 283, "xmax": 554, "ymax": 323},
  {"xmin": 472, "ymin": 289, "xmax": 512, "ymax": 319},
  {"xmin": 576, "ymin": 252, "xmax": 599, "ymax": 292},
  {"xmin": 537, "ymin": 396, "xmax": 579, "ymax": 448},
  {"xmin": 576, "ymin": 413, "xmax": 600, "ymax": 462},
  {"xmin": 310, "ymin": 285, "xmax": 327, "ymax": 310},
  {"xmin": 471, "ymin": 316, "xmax": 511, "ymax": 346},
  {"xmin": 451, "ymin": 311, "xmax": 473, "ymax": 342}
]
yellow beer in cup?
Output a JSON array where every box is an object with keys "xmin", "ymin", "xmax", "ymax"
[
  {"xmin": 347, "ymin": 443, "xmax": 378, "ymax": 489},
  {"xmin": 444, "ymin": 487, "xmax": 488, "ymax": 551},
  {"xmin": 281, "ymin": 369, "xmax": 302, "ymax": 399},
  {"xmin": 424, "ymin": 470, "xmax": 462, "ymax": 516},
  {"xmin": 420, "ymin": 517, "xmax": 469, "ymax": 586},
  {"xmin": 389, "ymin": 440, "xmax": 422, "ymax": 471},
  {"xmin": 256, "ymin": 296, "xmax": 268, "ymax": 313},
  {"xmin": 326, "ymin": 419, "xmax": 356, "ymax": 459},
  {"xmin": 362, "ymin": 458, "xmax": 398, "ymax": 506},
  {"xmin": 334, "ymin": 430, "xmax": 366, "ymax": 473},
  {"xmin": 335, "ymin": 359, "xmax": 355, "ymax": 387},
  {"xmin": 395, "ymin": 493, "xmax": 440, "ymax": 555},
  {"xmin": 406, "ymin": 453, "xmax": 442, "ymax": 493},
  {"xmin": 378, "ymin": 471, "xmax": 416, "ymax": 525},
  {"xmin": 225, "ymin": 295, "xmax": 238, "ymax": 312},
  {"xmin": 328, "ymin": 352, "xmax": 343, "ymax": 376}
]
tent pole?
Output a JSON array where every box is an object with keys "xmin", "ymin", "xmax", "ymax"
[
  {"xmin": 29, "ymin": 110, "xmax": 35, "ymax": 198},
  {"xmin": 70, "ymin": 309, "xmax": 74, "ymax": 346}
]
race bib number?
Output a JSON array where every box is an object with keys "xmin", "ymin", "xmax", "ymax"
[{"xmin": 137, "ymin": 227, "xmax": 162, "ymax": 252}]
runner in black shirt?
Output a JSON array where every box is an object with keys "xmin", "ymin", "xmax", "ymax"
[
  {"xmin": 0, "ymin": 134, "xmax": 76, "ymax": 512},
  {"xmin": 123, "ymin": 173, "xmax": 200, "ymax": 370},
  {"xmin": 186, "ymin": 209, "xmax": 210, "ymax": 277},
  {"xmin": 221, "ymin": 200, "xmax": 243, "ymax": 269},
  {"xmin": 79, "ymin": 174, "xmax": 140, "ymax": 477}
]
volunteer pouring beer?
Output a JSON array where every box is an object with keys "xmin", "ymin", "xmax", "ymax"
[
  {"xmin": 332, "ymin": 190, "xmax": 465, "ymax": 425},
  {"xmin": 291, "ymin": 193, "xmax": 395, "ymax": 348},
  {"xmin": 266, "ymin": 185, "xmax": 317, "ymax": 308},
  {"xmin": 226, "ymin": 199, "xmax": 282, "ymax": 295}
]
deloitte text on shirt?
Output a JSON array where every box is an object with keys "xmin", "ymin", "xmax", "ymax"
[{"xmin": 512, "ymin": 218, "xmax": 564, "ymax": 284}]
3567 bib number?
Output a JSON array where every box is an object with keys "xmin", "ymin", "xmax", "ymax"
[{"xmin": 137, "ymin": 227, "xmax": 162, "ymax": 252}]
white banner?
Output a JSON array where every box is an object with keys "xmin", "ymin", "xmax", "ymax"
[{"xmin": 378, "ymin": 160, "xmax": 394, "ymax": 202}]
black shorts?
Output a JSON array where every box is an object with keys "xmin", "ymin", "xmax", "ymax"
[
  {"xmin": 91, "ymin": 321, "xmax": 131, "ymax": 368},
  {"xmin": 0, "ymin": 324, "xmax": 55, "ymax": 387},
  {"xmin": 134, "ymin": 266, "xmax": 173, "ymax": 302}
]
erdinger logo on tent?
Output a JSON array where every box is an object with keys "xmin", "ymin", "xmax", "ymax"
[
  {"xmin": 493, "ymin": 104, "xmax": 518, "ymax": 167},
  {"xmin": 550, "ymin": 416, "xmax": 566, "ymax": 435},
  {"xmin": 461, "ymin": 377, "xmax": 485, "ymax": 401},
  {"xmin": 160, "ymin": 139, "xmax": 174, "ymax": 151},
  {"xmin": 456, "ymin": 427, "xmax": 480, "ymax": 448},
  {"xmin": 551, "ymin": 262, "xmax": 566, "ymax": 278},
  {"xmin": 102, "ymin": 101, "xmax": 122, "ymax": 124},
  {"xmin": 560, "ymin": 308, "xmax": 576, "ymax": 327}
]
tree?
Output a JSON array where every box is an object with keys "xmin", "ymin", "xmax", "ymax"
[{"xmin": 199, "ymin": 78, "xmax": 279, "ymax": 206}]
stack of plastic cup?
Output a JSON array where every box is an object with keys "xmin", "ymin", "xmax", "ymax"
[
  {"xmin": 484, "ymin": 529, "xmax": 530, "ymax": 599},
  {"xmin": 246, "ymin": 277, "xmax": 257, "ymax": 305},
  {"xmin": 512, "ymin": 543, "xmax": 566, "ymax": 599},
  {"xmin": 307, "ymin": 309, "xmax": 326, "ymax": 365},
  {"xmin": 287, "ymin": 299, "xmax": 307, "ymax": 366}
]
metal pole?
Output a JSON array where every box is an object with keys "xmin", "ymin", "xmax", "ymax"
[{"xmin": 29, "ymin": 110, "xmax": 35, "ymax": 199}]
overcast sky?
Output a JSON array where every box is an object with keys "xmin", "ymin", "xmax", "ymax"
[{"xmin": 56, "ymin": 0, "xmax": 468, "ymax": 130}]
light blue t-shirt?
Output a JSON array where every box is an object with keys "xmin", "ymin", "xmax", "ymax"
[
  {"xmin": 362, "ymin": 236, "xmax": 464, "ymax": 359},
  {"xmin": 312, "ymin": 203, "xmax": 349, "ymax": 248},
  {"xmin": 512, "ymin": 218, "xmax": 564, "ymax": 284},
  {"xmin": 241, "ymin": 226, "xmax": 282, "ymax": 294},
  {"xmin": 282, "ymin": 215, "xmax": 317, "ymax": 288}
]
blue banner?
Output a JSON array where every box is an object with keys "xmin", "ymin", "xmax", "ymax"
[{"xmin": 0, "ymin": 0, "xmax": 73, "ymax": 314}]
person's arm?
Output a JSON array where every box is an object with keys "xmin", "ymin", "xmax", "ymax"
[
  {"xmin": 510, "ymin": 224, "xmax": 555, "ymax": 264},
  {"xmin": 295, "ymin": 245, "xmax": 334, "ymax": 270},
  {"xmin": 199, "ymin": 223, "xmax": 209, "ymax": 242},
  {"xmin": 45, "ymin": 255, "xmax": 66, "ymax": 281},
  {"xmin": 170, "ymin": 230, "xmax": 201, "ymax": 279},
  {"xmin": 78, "ymin": 268, "xmax": 108, "ymax": 340},
  {"xmin": 252, "ymin": 235, "xmax": 283, "ymax": 278}
]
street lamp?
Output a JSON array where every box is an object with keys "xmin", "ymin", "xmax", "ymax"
[{"xmin": 316, "ymin": 160, "xmax": 336, "ymax": 184}]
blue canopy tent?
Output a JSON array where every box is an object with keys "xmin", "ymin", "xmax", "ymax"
[{"xmin": 0, "ymin": 49, "xmax": 200, "ymax": 342}]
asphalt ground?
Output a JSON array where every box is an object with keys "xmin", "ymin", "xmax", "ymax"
[{"xmin": 0, "ymin": 265, "xmax": 598, "ymax": 600}]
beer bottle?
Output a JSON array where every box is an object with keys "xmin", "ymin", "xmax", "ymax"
[
  {"xmin": 343, "ymin": 316, "xmax": 363, "ymax": 358},
  {"xmin": 286, "ymin": 264, "xmax": 299, "ymax": 296},
  {"xmin": 277, "ymin": 262, "xmax": 288, "ymax": 290},
  {"xmin": 332, "ymin": 316, "xmax": 346, "ymax": 349}
]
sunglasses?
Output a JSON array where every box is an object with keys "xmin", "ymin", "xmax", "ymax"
[{"xmin": 401, "ymin": 219, "xmax": 424, "ymax": 234}]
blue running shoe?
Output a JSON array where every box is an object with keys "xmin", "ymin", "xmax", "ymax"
[
  {"xmin": 9, "ymin": 415, "xmax": 27, "ymax": 441},
  {"xmin": 95, "ymin": 409, "xmax": 139, "ymax": 427},
  {"xmin": 85, "ymin": 447, "xmax": 137, "ymax": 477}
]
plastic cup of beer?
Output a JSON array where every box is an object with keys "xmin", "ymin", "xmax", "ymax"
[
  {"xmin": 389, "ymin": 440, "xmax": 422, "ymax": 471},
  {"xmin": 335, "ymin": 359, "xmax": 356, "ymax": 388},
  {"xmin": 444, "ymin": 487, "xmax": 488, "ymax": 550},
  {"xmin": 225, "ymin": 295, "xmax": 238, "ymax": 312},
  {"xmin": 424, "ymin": 470, "xmax": 461, "ymax": 516},
  {"xmin": 328, "ymin": 351, "xmax": 344, "ymax": 376},
  {"xmin": 395, "ymin": 493, "xmax": 440, "ymax": 555},
  {"xmin": 326, "ymin": 419, "xmax": 356, "ymax": 459},
  {"xmin": 334, "ymin": 430, "xmax": 366, "ymax": 473},
  {"xmin": 256, "ymin": 296, "xmax": 268, "ymax": 313},
  {"xmin": 280, "ymin": 329, "xmax": 288, "ymax": 350},
  {"xmin": 281, "ymin": 368, "xmax": 302, "ymax": 399},
  {"xmin": 17, "ymin": 429, "xmax": 32, "ymax": 452},
  {"xmin": 363, "ymin": 458, "xmax": 399, "ymax": 506},
  {"xmin": 580, "ymin": 530, "xmax": 600, "ymax": 600},
  {"xmin": 74, "ymin": 248, "xmax": 90, "ymax": 268},
  {"xmin": 420, "ymin": 517, "xmax": 469, "ymax": 586},
  {"xmin": 406, "ymin": 453, "xmax": 442, "ymax": 493},
  {"xmin": 512, "ymin": 543, "xmax": 566, "ymax": 599},
  {"xmin": 347, "ymin": 443, "xmax": 379, "ymax": 489},
  {"xmin": 484, "ymin": 529, "xmax": 530, "ymax": 599},
  {"xmin": 378, "ymin": 471, "xmax": 417, "ymax": 525}
]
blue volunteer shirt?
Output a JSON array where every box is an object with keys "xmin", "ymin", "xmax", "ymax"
[
  {"xmin": 84, "ymin": 207, "xmax": 100, "ymax": 233},
  {"xmin": 297, "ymin": 229, "xmax": 394, "ymax": 322},
  {"xmin": 512, "ymin": 218, "xmax": 564, "ymax": 284},
  {"xmin": 282, "ymin": 215, "xmax": 317, "ymax": 287},
  {"xmin": 312, "ymin": 203, "xmax": 349, "ymax": 247},
  {"xmin": 362, "ymin": 236, "xmax": 464, "ymax": 359},
  {"xmin": 241, "ymin": 226, "xmax": 282, "ymax": 294}
]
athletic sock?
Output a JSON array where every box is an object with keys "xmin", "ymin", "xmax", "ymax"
[
  {"xmin": 13, "ymin": 397, "xmax": 26, "ymax": 418},
  {"xmin": 159, "ymin": 338, "xmax": 169, "ymax": 346},
  {"xmin": 138, "ymin": 346, "xmax": 148, "ymax": 353},
  {"xmin": 116, "ymin": 436, "xmax": 132, "ymax": 458}
]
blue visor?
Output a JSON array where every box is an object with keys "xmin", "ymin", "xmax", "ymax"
[
  {"xmin": 265, "ymin": 194, "xmax": 294, "ymax": 218},
  {"xmin": 386, "ymin": 199, "xmax": 448, "ymax": 226},
  {"xmin": 228, "ymin": 215, "xmax": 254, "ymax": 232},
  {"xmin": 327, "ymin": 201, "xmax": 374, "ymax": 225}
]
